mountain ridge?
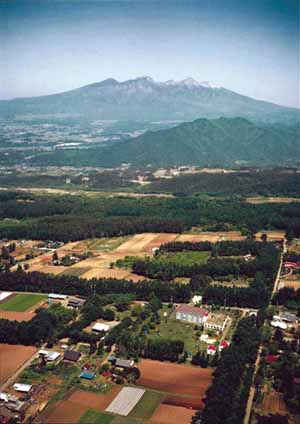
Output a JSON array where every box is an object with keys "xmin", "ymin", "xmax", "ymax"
[
  {"xmin": 29, "ymin": 117, "xmax": 300, "ymax": 168},
  {"xmin": 1, "ymin": 77, "xmax": 298, "ymax": 124}
]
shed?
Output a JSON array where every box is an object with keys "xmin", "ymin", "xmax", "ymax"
[
  {"xmin": 92, "ymin": 323, "xmax": 110, "ymax": 333},
  {"xmin": 63, "ymin": 350, "xmax": 81, "ymax": 362},
  {"xmin": 207, "ymin": 345, "xmax": 217, "ymax": 355},
  {"xmin": 219, "ymin": 340, "xmax": 229, "ymax": 351},
  {"xmin": 115, "ymin": 359, "xmax": 134, "ymax": 369},
  {"xmin": 13, "ymin": 384, "xmax": 32, "ymax": 393},
  {"xmin": 79, "ymin": 371, "xmax": 95, "ymax": 380}
]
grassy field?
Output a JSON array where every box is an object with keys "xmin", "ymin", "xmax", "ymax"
[
  {"xmin": 84, "ymin": 236, "xmax": 131, "ymax": 252},
  {"xmin": 148, "ymin": 307, "xmax": 200, "ymax": 355},
  {"xmin": 156, "ymin": 250, "xmax": 210, "ymax": 266},
  {"xmin": 78, "ymin": 410, "xmax": 114, "ymax": 424},
  {"xmin": 129, "ymin": 390, "xmax": 163, "ymax": 420},
  {"xmin": 0, "ymin": 293, "xmax": 46, "ymax": 312}
]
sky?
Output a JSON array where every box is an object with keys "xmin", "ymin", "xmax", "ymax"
[{"xmin": 0, "ymin": 0, "xmax": 299, "ymax": 108}]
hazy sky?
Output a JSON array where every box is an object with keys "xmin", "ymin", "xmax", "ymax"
[{"xmin": 1, "ymin": 0, "xmax": 299, "ymax": 107}]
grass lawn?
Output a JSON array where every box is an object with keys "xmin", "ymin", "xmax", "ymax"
[
  {"xmin": 128, "ymin": 390, "xmax": 163, "ymax": 419},
  {"xmin": 156, "ymin": 250, "xmax": 210, "ymax": 266},
  {"xmin": 0, "ymin": 293, "xmax": 46, "ymax": 312},
  {"xmin": 84, "ymin": 236, "xmax": 131, "ymax": 252},
  {"xmin": 78, "ymin": 409, "xmax": 114, "ymax": 424},
  {"xmin": 149, "ymin": 307, "xmax": 200, "ymax": 355}
]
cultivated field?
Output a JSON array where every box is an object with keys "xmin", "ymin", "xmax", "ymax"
[
  {"xmin": 137, "ymin": 360, "xmax": 213, "ymax": 397},
  {"xmin": 0, "ymin": 293, "xmax": 46, "ymax": 312},
  {"xmin": 177, "ymin": 231, "xmax": 244, "ymax": 242},
  {"xmin": 247, "ymin": 197, "xmax": 300, "ymax": 204},
  {"xmin": 261, "ymin": 390, "xmax": 288, "ymax": 415},
  {"xmin": 44, "ymin": 399, "xmax": 88, "ymax": 424},
  {"xmin": 105, "ymin": 387, "xmax": 145, "ymax": 416},
  {"xmin": 281, "ymin": 280, "xmax": 300, "ymax": 289},
  {"xmin": 0, "ymin": 344, "xmax": 37, "ymax": 385},
  {"xmin": 0, "ymin": 310, "xmax": 36, "ymax": 322},
  {"xmin": 150, "ymin": 403, "xmax": 195, "ymax": 424},
  {"xmin": 67, "ymin": 387, "xmax": 122, "ymax": 411}
]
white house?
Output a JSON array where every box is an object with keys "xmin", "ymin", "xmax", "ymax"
[{"xmin": 176, "ymin": 305, "xmax": 209, "ymax": 325}]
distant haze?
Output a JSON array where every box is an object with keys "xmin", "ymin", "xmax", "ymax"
[{"xmin": 0, "ymin": 0, "xmax": 299, "ymax": 108}]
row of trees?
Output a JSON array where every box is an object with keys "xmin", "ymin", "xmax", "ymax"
[{"xmin": 192, "ymin": 316, "xmax": 261, "ymax": 424}]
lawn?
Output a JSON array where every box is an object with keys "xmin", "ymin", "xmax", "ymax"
[
  {"xmin": 78, "ymin": 409, "xmax": 114, "ymax": 424},
  {"xmin": 84, "ymin": 236, "xmax": 130, "ymax": 252},
  {"xmin": 155, "ymin": 250, "xmax": 210, "ymax": 266},
  {"xmin": 0, "ymin": 293, "xmax": 46, "ymax": 312},
  {"xmin": 129, "ymin": 390, "xmax": 163, "ymax": 419},
  {"xmin": 149, "ymin": 307, "xmax": 200, "ymax": 355}
]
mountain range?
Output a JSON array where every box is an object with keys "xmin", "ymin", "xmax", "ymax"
[
  {"xmin": 1, "ymin": 76, "xmax": 299, "ymax": 125},
  {"xmin": 30, "ymin": 117, "xmax": 300, "ymax": 168}
]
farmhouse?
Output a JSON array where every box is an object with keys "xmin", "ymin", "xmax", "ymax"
[
  {"xmin": 38, "ymin": 350, "xmax": 61, "ymax": 362},
  {"xmin": 115, "ymin": 359, "xmax": 134, "ymax": 369},
  {"xmin": 92, "ymin": 323, "xmax": 110, "ymax": 333},
  {"xmin": 204, "ymin": 313, "xmax": 229, "ymax": 333},
  {"xmin": 63, "ymin": 350, "xmax": 81, "ymax": 362},
  {"xmin": 67, "ymin": 297, "xmax": 85, "ymax": 308},
  {"xmin": 175, "ymin": 305, "xmax": 209, "ymax": 325}
]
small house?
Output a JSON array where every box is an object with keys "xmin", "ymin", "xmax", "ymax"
[
  {"xmin": 92, "ymin": 323, "xmax": 110, "ymax": 333},
  {"xmin": 207, "ymin": 345, "xmax": 217, "ymax": 355},
  {"xmin": 115, "ymin": 359, "xmax": 134, "ymax": 369},
  {"xmin": 67, "ymin": 297, "xmax": 85, "ymax": 308},
  {"xmin": 176, "ymin": 305, "xmax": 209, "ymax": 325},
  {"xmin": 219, "ymin": 340, "xmax": 229, "ymax": 351},
  {"xmin": 13, "ymin": 384, "xmax": 32, "ymax": 393},
  {"xmin": 63, "ymin": 350, "xmax": 81, "ymax": 362},
  {"xmin": 79, "ymin": 371, "xmax": 95, "ymax": 380}
]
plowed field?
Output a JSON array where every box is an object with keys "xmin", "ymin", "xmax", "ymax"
[
  {"xmin": 0, "ymin": 344, "xmax": 37, "ymax": 385},
  {"xmin": 137, "ymin": 360, "xmax": 213, "ymax": 397}
]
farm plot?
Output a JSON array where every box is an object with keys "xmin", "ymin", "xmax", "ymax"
[
  {"xmin": 0, "ymin": 310, "xmax": 35, "ymax": 322},
  {"xmin": 0, "ymin": 293, "xmax": 46, "ymax": 312},
  {"xmin": 178, "ymin": 231, "xmax": 245, "ymax": 242},
  {"xmin": 67, "ymin": 387, "xmax": 122, "ymax": 412},
  {"xmin": 137, "ymin": 360, "xmax": 213, "ymax": 397},
  {"xmin": 255, "ymin": 230, "xmax": 285, "ymax": 241},
  {"xmin": 115, "ymin": 233, "xmax": 177, "ymax": 254},
  {"xmin": 0, "ymin": 344, "xmax": 37, "ymax": 385},
  {"xmin": 261, "ymin": 390, "xmax": 288, "ymax": 415},
  {"xmin": 105, "ymin": 387, "xmax": 145, "ymax": 416},
  {"xmin": 150, "ymin": 404, "xmax": 195, "ymax": 424},
  {"xmin": 281, "ymin": 280, "xmax": 300, "ymax": 289},
  {"xmin": 44, "ymin": 399, "xmax": 88, "ymax": 424}
]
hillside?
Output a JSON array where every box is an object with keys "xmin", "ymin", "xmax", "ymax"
[
  {"xmin": 29, "ymin": 117, "xmax": 300, "ymax": 168},
  {"xmin": 1, "ymin": 77, "xmax": 299, "ymax": 125}
]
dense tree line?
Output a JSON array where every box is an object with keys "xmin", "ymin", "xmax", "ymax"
[
  {"xmin": 1, "ymin": 190, "xmax": 300, "ymax": 241},
  {"xmin": 192, "ymin": 316, "xmax": 260, "ymax": 424},
  {"xmin": 272, "ymin": 287, "xmax": 300, "ymax": 309},
  {"xmin": 0, "ymin": 270, "xmax": 191, "ymax": 303},
  {"xmin": 143, "ymin": 170, "xmax": 300, "ymax": 197}
]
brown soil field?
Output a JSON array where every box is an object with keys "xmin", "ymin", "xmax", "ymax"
[
  {"xmin": 44, "ymin": 399, "xmax": 88, "ymax": 423},
  {"xmin": 0, "ymin": 310, "xmax": 35, "ymax": 322},
  {"xmin": 150, "ymin": 404, "xmax": 195, "ymax": 424},
  {"xmin": 115, "ymin": 233, "xmax": 160, "ymax": 253},
  {"xmin": 281, "ymin": 280, "xmax": 300, "ymax": 289},
  {"xmin": 261, "ymin": 390, "xmax": 288, "ymax": 415},
  {"xmin": 137, "ymin": 360, "xmax": 213, "ymax": 397},
  {"xmin": 255, "ymin": 231, "xmax": 285, "ymax": 241},
  {"xmin": 67, "ymin": 386, "xmax": 122, "ymax": 411},
  {"xmin": 163, "ymin": 394, "xmax": 203, "ymax": 409},
  {"xmin": 247, "ymin": 197, "xmax": 300, "ymax": 204},
  {"xmin": 178, "ymin": 231, "xmax": 244, "ymax": 242},
  {"xmin": 81, "ymin": 267, "xmax": 146, "ymax": 281},
  {"xmin": 0, "ymin": 344, "xmax": 37, "ymax": 385}
]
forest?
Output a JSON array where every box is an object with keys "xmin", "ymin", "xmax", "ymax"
[{"xmin": 0, "ymin": 190, "xmax": 300, "ymax": 241}]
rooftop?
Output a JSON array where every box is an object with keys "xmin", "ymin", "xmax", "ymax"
[{"xmin": 176, "ymin": 304, "xmax": 209, "ymax": 317}]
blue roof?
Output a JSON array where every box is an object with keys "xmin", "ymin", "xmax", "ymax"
[{"xmin": 80, "ymin": 372, "xmax": 95, "ymax": 380}]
